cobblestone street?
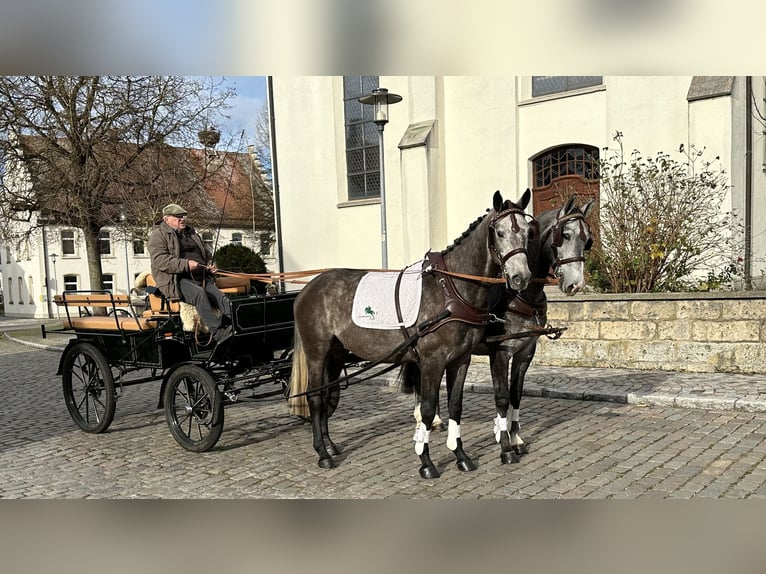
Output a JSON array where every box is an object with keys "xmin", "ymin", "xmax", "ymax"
[{"xmin": 2, "ymin": 336, "xmax": 766, "ymax": 498}]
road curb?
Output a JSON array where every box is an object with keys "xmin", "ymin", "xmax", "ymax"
[{"xmin": 2, "ymin": 332, "xmax": 65, "ymax": 352}]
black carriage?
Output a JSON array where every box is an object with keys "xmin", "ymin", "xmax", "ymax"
[{"xmin": 45, "ymin": 275, "xmax": 300, "ymax": 452}]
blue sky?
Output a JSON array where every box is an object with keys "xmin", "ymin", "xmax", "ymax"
[{"xmin": 218, "ymin": 76, "xmax": 267, "ymax": 136}]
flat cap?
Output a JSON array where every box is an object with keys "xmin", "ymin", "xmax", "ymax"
[{"xmin": 162, "ymin": 203, "xmax": 187, "ymax": 216}]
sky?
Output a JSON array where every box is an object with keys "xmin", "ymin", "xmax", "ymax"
[{"xmin": 217, "ymin": 76, "xmax": 268, "ymax": 137}]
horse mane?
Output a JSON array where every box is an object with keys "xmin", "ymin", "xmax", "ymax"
[
  {"xmin": 441, "ymin": 212, "xmax": 487, "ymax": 255},
  {"xmin": 441, "ymin": 199, "xmax": 518, "ymax": 255}
]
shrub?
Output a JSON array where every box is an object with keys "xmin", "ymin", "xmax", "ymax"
[
  {"xmin": 594, "ymin": 132, "xmax": 741, "ymax": 292},
  {"xmin": 214, "ymin": 243, "xmax": 268, "ymax": 293}
]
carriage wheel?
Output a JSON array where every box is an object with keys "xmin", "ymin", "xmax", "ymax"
[
  {"xmin": 61, "ymin": 342, "xmax": 116, "ymax": 433},
  {"xmin": 164, "ymin": 364, "xmax": 224, "ymax": 452}
]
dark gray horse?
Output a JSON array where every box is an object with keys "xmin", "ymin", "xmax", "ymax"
[
  {"xmin": 289, "ymin": 190, "xmax": 535, "ymax": 478},
  {"xmin": 410, "ymin": 195, "xmax": 594, "ymax": 465}
]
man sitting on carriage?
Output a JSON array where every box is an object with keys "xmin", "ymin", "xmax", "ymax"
[{"xmin": 148, "ymin": 203, "xmax": 233, "ymax": 343}]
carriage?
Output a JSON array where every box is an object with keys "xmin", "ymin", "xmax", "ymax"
[
  {"xmin": 45, "ymin": 189, "xmax": 592, "ymax": 478},
  {"xmin": 44, "ymin": 274, "xmax": 309, "ymax": 452}
]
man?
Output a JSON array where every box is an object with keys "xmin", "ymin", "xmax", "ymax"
[{"xmin": 148, "ymin": 203, "xmax": 232, "ymax": 342}]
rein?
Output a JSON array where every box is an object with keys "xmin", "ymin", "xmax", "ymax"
[{"xmin": 285, "ymin": 309, "xmax": 452, "ymax": 401}]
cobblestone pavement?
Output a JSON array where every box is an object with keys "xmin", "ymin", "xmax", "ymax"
[{"xmin": 3, "ymin": 335, "xmax": 766, "ymax": 499}]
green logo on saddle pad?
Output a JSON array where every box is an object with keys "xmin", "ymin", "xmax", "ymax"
[{"xmin": 364, "ymin": 306, "xmax": 377, "ymax": 320}]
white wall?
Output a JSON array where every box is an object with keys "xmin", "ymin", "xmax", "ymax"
[{"xmin": 270, "ymin": 75, "xmax": 763, "ymax": 291}]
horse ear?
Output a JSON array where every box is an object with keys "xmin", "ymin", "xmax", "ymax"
[
  {"xmin": 493, "ymin": 190, "xmax": 504, "ymax": 212},
  {"xmin": 564, "ymin": 195, "xmax": 577, "ymax": 214},
  {"xmin": 519, "ymin": 188, "xmax": 531, "ymax": 210},
  {"xmin": 581, "ymin": 198, "xmax": 595, "ymax": 218}
]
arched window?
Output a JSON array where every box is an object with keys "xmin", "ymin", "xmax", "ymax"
[
  {"xmin": 533, "ymin": 145, "xmax": 599, "ymax": 188},
  {"xmin": 530, "ymin": 144, "xmax": 601, "ymax": 221}
]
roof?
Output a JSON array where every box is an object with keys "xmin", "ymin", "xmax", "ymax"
[{"xmin": 687, "ymin": 76, "xmax": 735, "ymax": 102}]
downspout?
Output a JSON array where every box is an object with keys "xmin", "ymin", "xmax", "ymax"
[
  {"xmin": 267, "ymin": 76, "xmax": 286, "ymax": 293},
  {"xmin": 745, "ymin": 76, "xmax": 753, "ymax": 290},
  {"xmin": 41, "ymin": 222, "xmax": 53, "ymax": 318}
]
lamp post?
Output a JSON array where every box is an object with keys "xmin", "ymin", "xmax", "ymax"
[{"xmin": 358, "ymin": 87, "xmax": 402, "ymax": 269}]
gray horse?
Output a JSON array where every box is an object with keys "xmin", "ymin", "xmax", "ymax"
[{"xmin": 289, "ymin": 190, "xmax": 535, "ymax": 478}]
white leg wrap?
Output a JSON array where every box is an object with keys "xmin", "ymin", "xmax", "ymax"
[
  {"xmin": 434, "ymin": 412, "xmax": 443, "ymax": 427},
  {"xmin": 413, "ymin": 422, "xmax": 430, "ymax": 455},
  {"xmin": 493, "ymin": 416, "xmax": 508, "ymax": 443},
  {"xmin": 510, "ymin": 409, "xmax": 523, "ymax": 446},
  {"xmin": 447, "ymin": 419, "xmax": 460, "ymax": 451}
]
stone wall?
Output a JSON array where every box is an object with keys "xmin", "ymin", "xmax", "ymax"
[{"xmin": 531, "ymin": 291, "xmax": 766, "ymax": 374}]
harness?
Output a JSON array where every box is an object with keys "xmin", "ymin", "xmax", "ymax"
[
  {"xmin": 287, "ymin": 205, "xmax": 534, "ymax": 401},
  {"xmin": 543, "ymin": 211, "xmax": 592, "ymax": 272}
]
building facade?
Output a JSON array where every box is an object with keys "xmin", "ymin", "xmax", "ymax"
[
  {"xmin": 270, "ymin": 76, "xmax": 766, "ymax": 288},
  {"xmin": 1, "ymin": 146, "xmax": 276, "ymax": 319}
]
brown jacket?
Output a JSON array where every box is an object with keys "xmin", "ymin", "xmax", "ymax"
[{"xmin": 147, "ymin": 220, "xmax": 212, "ymax": 301}]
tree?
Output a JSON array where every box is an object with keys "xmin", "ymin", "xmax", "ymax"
[
  {"xmin": 0, "ymin": 76, "xmax": 237, "ymax": 292},
  {"xmin": 594, "ymin": 132, "xmax": 742, "ymax": 292}
]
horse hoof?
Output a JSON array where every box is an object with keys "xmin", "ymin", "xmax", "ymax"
[
  {"xmin": 514, "ymin": 444, "xmax": 529, "ymax": 456},
  {"xmin": 419, "ymin": 465, "xmax": 440, "ymax": 479},
  {"xmin": 432, "ymin": 422, "xmax": 445, "ymax": 432},
  {"xmin": 501, "ymin": 451, "xmax": 520, "ymax": 464},
  {"xmin": 318, "ymin": 456, "xmax": 335, "ymax": 469},
  {"xmin": 456, "ymin": 459, "xmax": 477, "ymax": 472}
]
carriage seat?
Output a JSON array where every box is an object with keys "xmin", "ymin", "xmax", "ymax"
[
  {"xmin": 138, "ymin": 273, "xmax": 250, "ymax": 332},
  {"xmin": 54, "ymin": 293, "xmax": 159, "ymax": 332},
  {"xmin": 140, "ymin": 274, "xmax": 251, "ymax": 316}
]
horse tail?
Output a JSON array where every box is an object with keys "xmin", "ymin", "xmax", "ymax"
[
  {"xmin": 398, "ymin": 362, "xmax": 422, "ymax": 395},
  {"xmin": 287, "ymin": 324, "xmax": 311, "ymax": 418}
]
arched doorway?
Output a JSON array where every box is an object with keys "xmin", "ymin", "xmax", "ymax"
[{"xmin": 531, "ymin": 144, "xmax": 600, "ymax": 217}]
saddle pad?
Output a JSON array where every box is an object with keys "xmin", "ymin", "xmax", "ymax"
[{"xmin": 352, "ymin": 261, "xmax": 423, "ymax": 329}]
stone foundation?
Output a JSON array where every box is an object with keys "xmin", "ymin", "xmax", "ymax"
[{"xmin": 529, "ymin": 291, "xmax": 766, "ymax": 374}]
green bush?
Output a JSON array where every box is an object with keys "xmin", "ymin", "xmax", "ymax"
[{"xmin": 214, "ymin": 243, "xmax": 268, "ymax": 294}]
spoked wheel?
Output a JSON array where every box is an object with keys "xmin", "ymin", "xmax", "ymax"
[
  {"xmin": 61, "ymin": 342, "xmax": 116, "ymax": 433},
  {"xmin": 164, "ymin": 364, "xmax": 224, "ymax": 452}
]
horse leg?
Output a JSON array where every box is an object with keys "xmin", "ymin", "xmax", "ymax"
[
  {"xmin": 490, "ymin": 345, "xmax": 519, "ymax": 464},
  {"xmin": 413, "ymin": 367, "xmax": 443, "ymax": 479},
  {"xmin": 414, "ymin": 402, "xmax": 444, "ymax": 431},
  {"xmin": 304, "ymin": 355, "xmax": 337, "ymax": 468},
  {"xmin": 321, "ymin": 359, "xmax": 345, "ymax": 456},
  {"xmin": 509, "ymin": 341, "xmax": 537, "ymax": 457},
  {"xmin": 445, "ymin": 359, "xmax": 477, "ymax": 472}
]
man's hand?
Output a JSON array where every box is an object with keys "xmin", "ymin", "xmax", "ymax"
[{"xmin": 188, "ymin": 260, "xmax": 202, "ymax": 271}]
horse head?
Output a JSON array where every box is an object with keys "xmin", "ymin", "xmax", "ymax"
[
  {"xmin": 489, "ymin": 189, "xmax": 534, "ymax": 292},
  {"xmin": 547, "ymin": 196, "xmax": 595, "ymax": 295}
]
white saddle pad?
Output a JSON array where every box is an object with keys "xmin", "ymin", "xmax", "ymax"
[{"xmin": 352, "ymin": 261, "xmax": 424, "ymax": 329}]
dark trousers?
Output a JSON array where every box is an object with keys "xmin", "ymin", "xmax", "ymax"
[{"xmin": 179, "ymin": 277, "xmax": 231, "ymax": 336}]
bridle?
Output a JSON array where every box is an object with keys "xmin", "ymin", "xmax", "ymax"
[
  {"xmin": 544, "ymin": 211, "xmax": 592, "ymax": 273},
  {"xmin": 487, "ymin": 206, "xmax": 538, "ymax": 276}
]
